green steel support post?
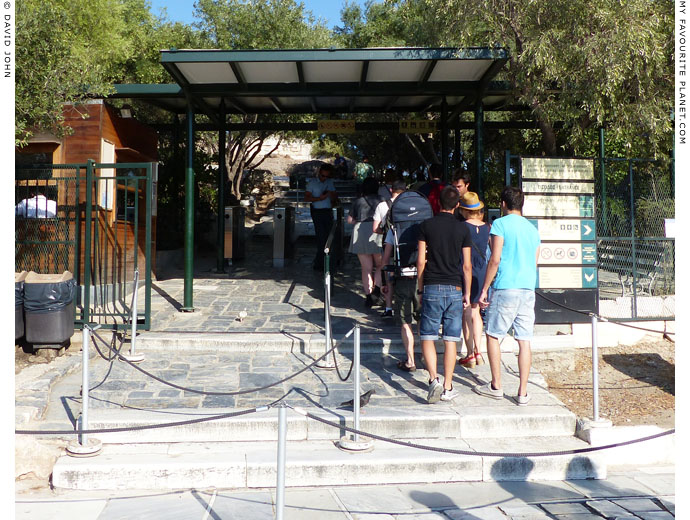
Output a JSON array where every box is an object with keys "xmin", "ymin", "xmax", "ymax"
[
  {"xmin": 628, "ymin": 160, "xmax": 638, "ymax": 319},
  {"xmin": 83, "ymin": 160, "xmax": 94, "ymax": 325},
  {"xmin": 182, "ymin": 101, "xmax": 195, "ymax": 311},
  {"xmin": 217, "ymin": 100, "xmax": 226, "ymax": 272},
  {"xmin": 454, "ymin": 121, "xmax": 461, "ymax": 169},
  {"xmin": 441, "ymin": 97, "xmax": 449, "ymax": 182},
  {"xmin": 599, "ymin": 128, "xmax": 608, "ymax": 235},
  {"xmin": 505, "ymin": 150, "xmax": 511, "ymax": 186},
  {"xmin": 474, "ymin": 99, "xmax": 484, "ymax": 199},
  {"xmin": 144, "ymin": 163, "xmax": 153, "ymax": 329}
]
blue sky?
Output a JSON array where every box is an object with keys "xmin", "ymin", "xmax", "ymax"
[{"xmin": 148, "ymin": 0, "xmax": 370, "ymax": 29}]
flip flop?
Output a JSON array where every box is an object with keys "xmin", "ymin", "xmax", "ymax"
[{"xmin": 396, "ymin": 360, "xmax": 416, "ymax": 372}]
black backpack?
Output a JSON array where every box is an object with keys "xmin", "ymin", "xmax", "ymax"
[{"xmin": 386, "ymin": 191, "xmax": 433, "ymax": 277}]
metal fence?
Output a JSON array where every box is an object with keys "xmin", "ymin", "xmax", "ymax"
[
  {"xmin": 15, "ymin": 160, "xmax": 153, "ymax": 330},
  {"xmin": 505, "ymin": 151, "xmax": 675, "ymax": 321}
]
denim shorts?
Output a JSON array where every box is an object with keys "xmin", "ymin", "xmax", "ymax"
[
  {"xmin": 485, "ymin": 289, "xmax": 536, "ymax": 341},
  {"xmin": 419, "ymin": 285, "xmax": 464, "ymax": 342}
]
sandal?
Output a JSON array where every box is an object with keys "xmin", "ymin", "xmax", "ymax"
[
  {"xmin": 396, "ymin": 360, "xmax": 416, "ymax": 372},
  {"xmin": 474, "ymin": 352, "xmax": 485, "ymax": 366},
  {"xmin": 459, "ymin": 354, "xmax": 476, "ymax": 368}
]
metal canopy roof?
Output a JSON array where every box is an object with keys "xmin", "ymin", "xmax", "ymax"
[{"xmin": 113, "ymin": 47, "xmax": 510, "ymax": 120}]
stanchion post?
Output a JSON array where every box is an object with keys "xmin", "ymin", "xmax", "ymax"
[
  {"xmin": 276, "ymin": 405, "xmax": 287, "ymax": 520},
  {"xmin": 67, "ymin": 325, "xmax": 102, "ymax": 456},
  {"xmin": 122, "ymin": 269, "xmax": 145, "ymax": 363},
  {"xmin": 353, "ymin": 324, "xmax": 361, "ymax": 442},
  {"xmin": 316, "ymin": 249, "xmax": 335, "ymax": 369}
]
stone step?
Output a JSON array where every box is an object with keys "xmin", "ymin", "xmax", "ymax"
[
  {"xmin": 81, "ymin": 403, "xmax": 577, "ymax": 445},
  {"xmin": 51, "ymin": 436, "xmax": 605, "ymax": 491}
]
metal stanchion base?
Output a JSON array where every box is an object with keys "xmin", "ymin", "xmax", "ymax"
[
  {"xmin": 66, "ymin": 438, "xmax": 102, "ymax": 457},
  {"xmin": 180, "ymin": 307, "xmax": 196, "ymax": 313},
  {"xmin": 337, "ymin": 434, "xmax": 375, "ymax": 453},
  {"xmin": 315, "ymin": 358, "xmax": 336, "ymax": 369},
  {"xmin": 120, "ymin": 352, "xmax": 145, "ymax": 363}
]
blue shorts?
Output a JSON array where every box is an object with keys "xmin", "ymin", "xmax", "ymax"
[
  {"xmin": 485, "ymin": 289, "xmax": 535, "ymax": 341},
  {"xmin": 419, "ymin": 285, "xmax": 464, "ymax": 342}
]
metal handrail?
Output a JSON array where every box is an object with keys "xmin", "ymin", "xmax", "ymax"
[{"xmin": 324, "ymin": 219, "xmax": 338, "ymax": 256}]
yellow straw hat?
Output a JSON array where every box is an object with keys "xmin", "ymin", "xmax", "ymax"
[{"xmin": 458, "ymin": 191, "xmax": 484, "ymax": 210}]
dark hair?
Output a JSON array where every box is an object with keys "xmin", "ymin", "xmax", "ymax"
[
  {"xmin": 319, "ymin": 163, "xmax": 335, "ymax": 175},
  {"xmin": 391, "ymin": 179, "xmax": 407, "ymax": 193},
  {"xmin": 501, "ymin": 186, "xmax": 524, "ymax": 211},
  {"xmin": 429, "ymin": 163, "xmax": 443, "ymax": 179},
  {"xmin": 361, "ymin": 176, "xmax": 379, "ymax": 196},
  {"xmin": 452, "ymin": 170, "xmax": 471, "ymax": 186},
  {"xmin": 383, "ymin": 168, "xmax": 398, "ymax": 183},
  {"xmin": 440, "ymin": 185, "xmax": 460, "ymax": 210}
]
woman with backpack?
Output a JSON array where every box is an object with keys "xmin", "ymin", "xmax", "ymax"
[
  {"xmin": 458, "ymin": 192, "xmax": 490, "ymax": 368},
  {"xmin": 347, "ymin": 177, "xmax": 384, "ymax": 307}
]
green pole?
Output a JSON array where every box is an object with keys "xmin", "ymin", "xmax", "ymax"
[
  {"xmin": 441, "ymin": 97, "xmax": 449, "ymax": 183},
  {"xmin": 474, "ymin": 99, "xmax": 484, "ymax": 199},
  {"xmin": 505, "ymin": 150, "xmax": 511, "ymax": 186},
  {"xmin": 83, "ymin": 159, "xmax": 94, "ymax": 325},
  {"xmin": 599, "ymin": 127, "xmax": 607, "ymax": 235},
  {"xmin": 454, "ymin": 120, "xmax": 461, "ymax": 169},
  {"xmin": 217, "ymin": 100, "xmax": 226, "ymax": 273},
  {"xmin": 182, "ymin": 100, "xmax": 195, "ymax": 311}
]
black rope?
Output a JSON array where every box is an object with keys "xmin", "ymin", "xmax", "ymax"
[
  {"xmin": 15, "ymin": 406, "xmax": 264, "ymax": 436},
  {"xmin": 331, "ymin": 324, "xmax": 355, "ymax": 382},
  {"xmin": 535, "ymin": 292, "xmax": 674, "ymax": 336},
  {"xmin": 90, "ymin": 327, "xmax": 351, "ymax": 397},
  {"xmin": 295, "ymin": 406, "xmax": 675, "ymax": 458}
]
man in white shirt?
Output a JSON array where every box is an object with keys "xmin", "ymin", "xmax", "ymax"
[{"xmin": 304, "ymin": 164, "xmax": 338, "ymax": 271}]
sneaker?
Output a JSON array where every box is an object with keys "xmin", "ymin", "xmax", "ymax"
[
  {"xmin": 380, "ymin": 309, "xmax": 393, "ymax": 318},
  {"xmin": 440, "ymin": 386, "xmax": 460, "ymax": 401},
  {"xmin": 473, "ymin": 382, "xmax": 503, "ymax": 400},
  {"xmin": 514, "ymin": 393, "xmax": 531, "ymax": 406},
  {"xmin": 459, "ymin": 354, "xmax": 476, "ymax": 368},
  {"xmin": 427, "ymin": 377, "xmax": 443, "ymax": 404}
]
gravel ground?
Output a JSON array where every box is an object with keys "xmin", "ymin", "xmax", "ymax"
[{"xmin": 532, "ymin": 337, "xmax": 675, "ymax": 428}]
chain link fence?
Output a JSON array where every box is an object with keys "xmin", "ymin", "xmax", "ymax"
[{"xmin": 595, "ymin": 158, "xmax": 674, "ymax": 320}]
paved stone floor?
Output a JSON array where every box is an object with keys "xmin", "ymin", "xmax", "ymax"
[{"xmin": 15, "ymin": 465, "xmax": 676, "ymax": 519}]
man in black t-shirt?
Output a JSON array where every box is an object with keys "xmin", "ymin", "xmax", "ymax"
[{"xmin": 416, "ymin": 186, "xmax": 472, "ymax": 403}]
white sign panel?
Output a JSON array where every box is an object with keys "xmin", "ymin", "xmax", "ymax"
[
  {"xmin": 523, "ymin": 195, "xmax": 594, "ymax": 218},
  {"xmin": 537, "ymin": 267, "xmax": 598, "ymax": 289},
  {"xmin": 538, "ymin": 243, "xmax": 597, "ymax": 265},
  {"xmin": 529, "ymin": 219, "xmax": 596, "ymax": 241},
  {"xmin": 522, "ymin": 180, "xmax": 594, "ymax": 194},
  {"xmin": 522, "ymin": 158, "xmax": 594, "ymax": 180}
]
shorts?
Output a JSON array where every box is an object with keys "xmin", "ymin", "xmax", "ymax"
[
  {"xmin": 393, "ymin": 277, "xmax": 419, "ymax": 326},
  {"xmin": 485, "ymin": 289, "xmax": 535, "ymax": 341},
  {"xmin": 419, "ymin": 284, "xmax": 464, "ymax": 342}
]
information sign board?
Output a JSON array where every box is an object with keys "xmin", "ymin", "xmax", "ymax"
[
  {"xmin": 528, "ymin": 219, "xmax": 595, "ymax": 241},
  {"xmin": 523, "ymin": 195, "xmax": 594, "ymax": 217},
  {"xmin": 522, "ymin": 158, "xmax": 594, "ymax": 180},
  {"xmin": 537, "ymin": 267, "xmax": 597, "ymax": 289},
  {"xmin": 538, "ymin": 242, "xmax": 597, "ymax": 265},
  {"xmin": 522, "ymin": 180, "xmax": 594, "ymax": 194},
  {"xmin": 399, "ymin": 120, "xmax": 438, "ymax": 133},
  {"xmin": 317, "ymin": 120, "xmax": 356, "ymax": 133}
]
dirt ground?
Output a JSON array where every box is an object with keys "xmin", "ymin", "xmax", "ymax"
[
  {"xmin": 532, "ymin": 337, "xmax": 675, "ymax": 429},
  {"xmin": 16, "ymin": 336, "xmax": 675, "ymax": 428}
]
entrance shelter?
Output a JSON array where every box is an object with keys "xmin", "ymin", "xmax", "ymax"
[{"xmin": 111, "ymin": 47, "xmax": 513, "ymax": 310}]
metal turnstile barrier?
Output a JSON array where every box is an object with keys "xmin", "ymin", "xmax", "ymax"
[
  {"xmin": 273, "ymin": 206, "xmax": 295, "ymax": 268},
  {"xmin": 224, "ymin": 206, "xmax": 246, "ymax": 264}
]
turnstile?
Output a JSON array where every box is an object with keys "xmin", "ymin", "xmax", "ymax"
[
  {"xmin": 224, "ymin": 206, "xmax": 246, "ymax": 264},
  {"xmin": 273, "ymin": 206, "xmax": 295, "ymax": 268}
]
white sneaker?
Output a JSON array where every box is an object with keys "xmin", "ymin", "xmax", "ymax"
[
  {"xmin": 440, "ymin": 386, "xmax": 460, "ymax": 401},
  {"xmin": 473, "ymin": 382, "xmax": 503, "ymax": 400},
  {"xmin": 427, "ymin": 377, "xmax": 443, "ymax": 403},
  {"xmin": 514, "ymin": 393, "xmax": 531, "ymax": 406}
]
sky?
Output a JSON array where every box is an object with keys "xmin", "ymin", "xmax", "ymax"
[{"xmin": 148, "ymin": 0, "xmax": 369, "ymax": 29}]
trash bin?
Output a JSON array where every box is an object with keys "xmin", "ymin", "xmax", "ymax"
[
  {"xmin": 224, "ymin": 206, "xmax": 246, "ymax": 264},
  {"xmin": 23, "ymin": 271, "xmax": 76, "ymax": 345},
  {"xmin": 15, "ymin": 271, "xmax": 27, "ymax": 341}
]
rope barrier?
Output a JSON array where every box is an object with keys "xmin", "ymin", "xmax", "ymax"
[
  {"xmin": 534, "ymin": 292, "xmax": 674, "ymax": 336},
  {"xmin": 15, "ymin": 406, "xmax": 266, "ymax": 436},
  {"xmin": 89, "ymin": 327, "xmax": 353, "ymax": 397},
  {"xmin": 290, "ymin": 405, "xmax": 675, "ymax": 458}
]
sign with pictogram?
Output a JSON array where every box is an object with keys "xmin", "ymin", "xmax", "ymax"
[
  {"xmin": 399, "ymin": 120, "xmax": 438, "ymax": 133},
  {"xmin": 520, "ymin": 157, "xmax": 598, "ymax": 322}
]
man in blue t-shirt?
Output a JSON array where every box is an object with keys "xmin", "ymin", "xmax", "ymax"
[
  {"xmin": 305, "ymin": 164, "xmax": 338, "ymax": 270},
  {"xmin": 473, "ymin": 186, "xmax": 540, "ymax": 406}
]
